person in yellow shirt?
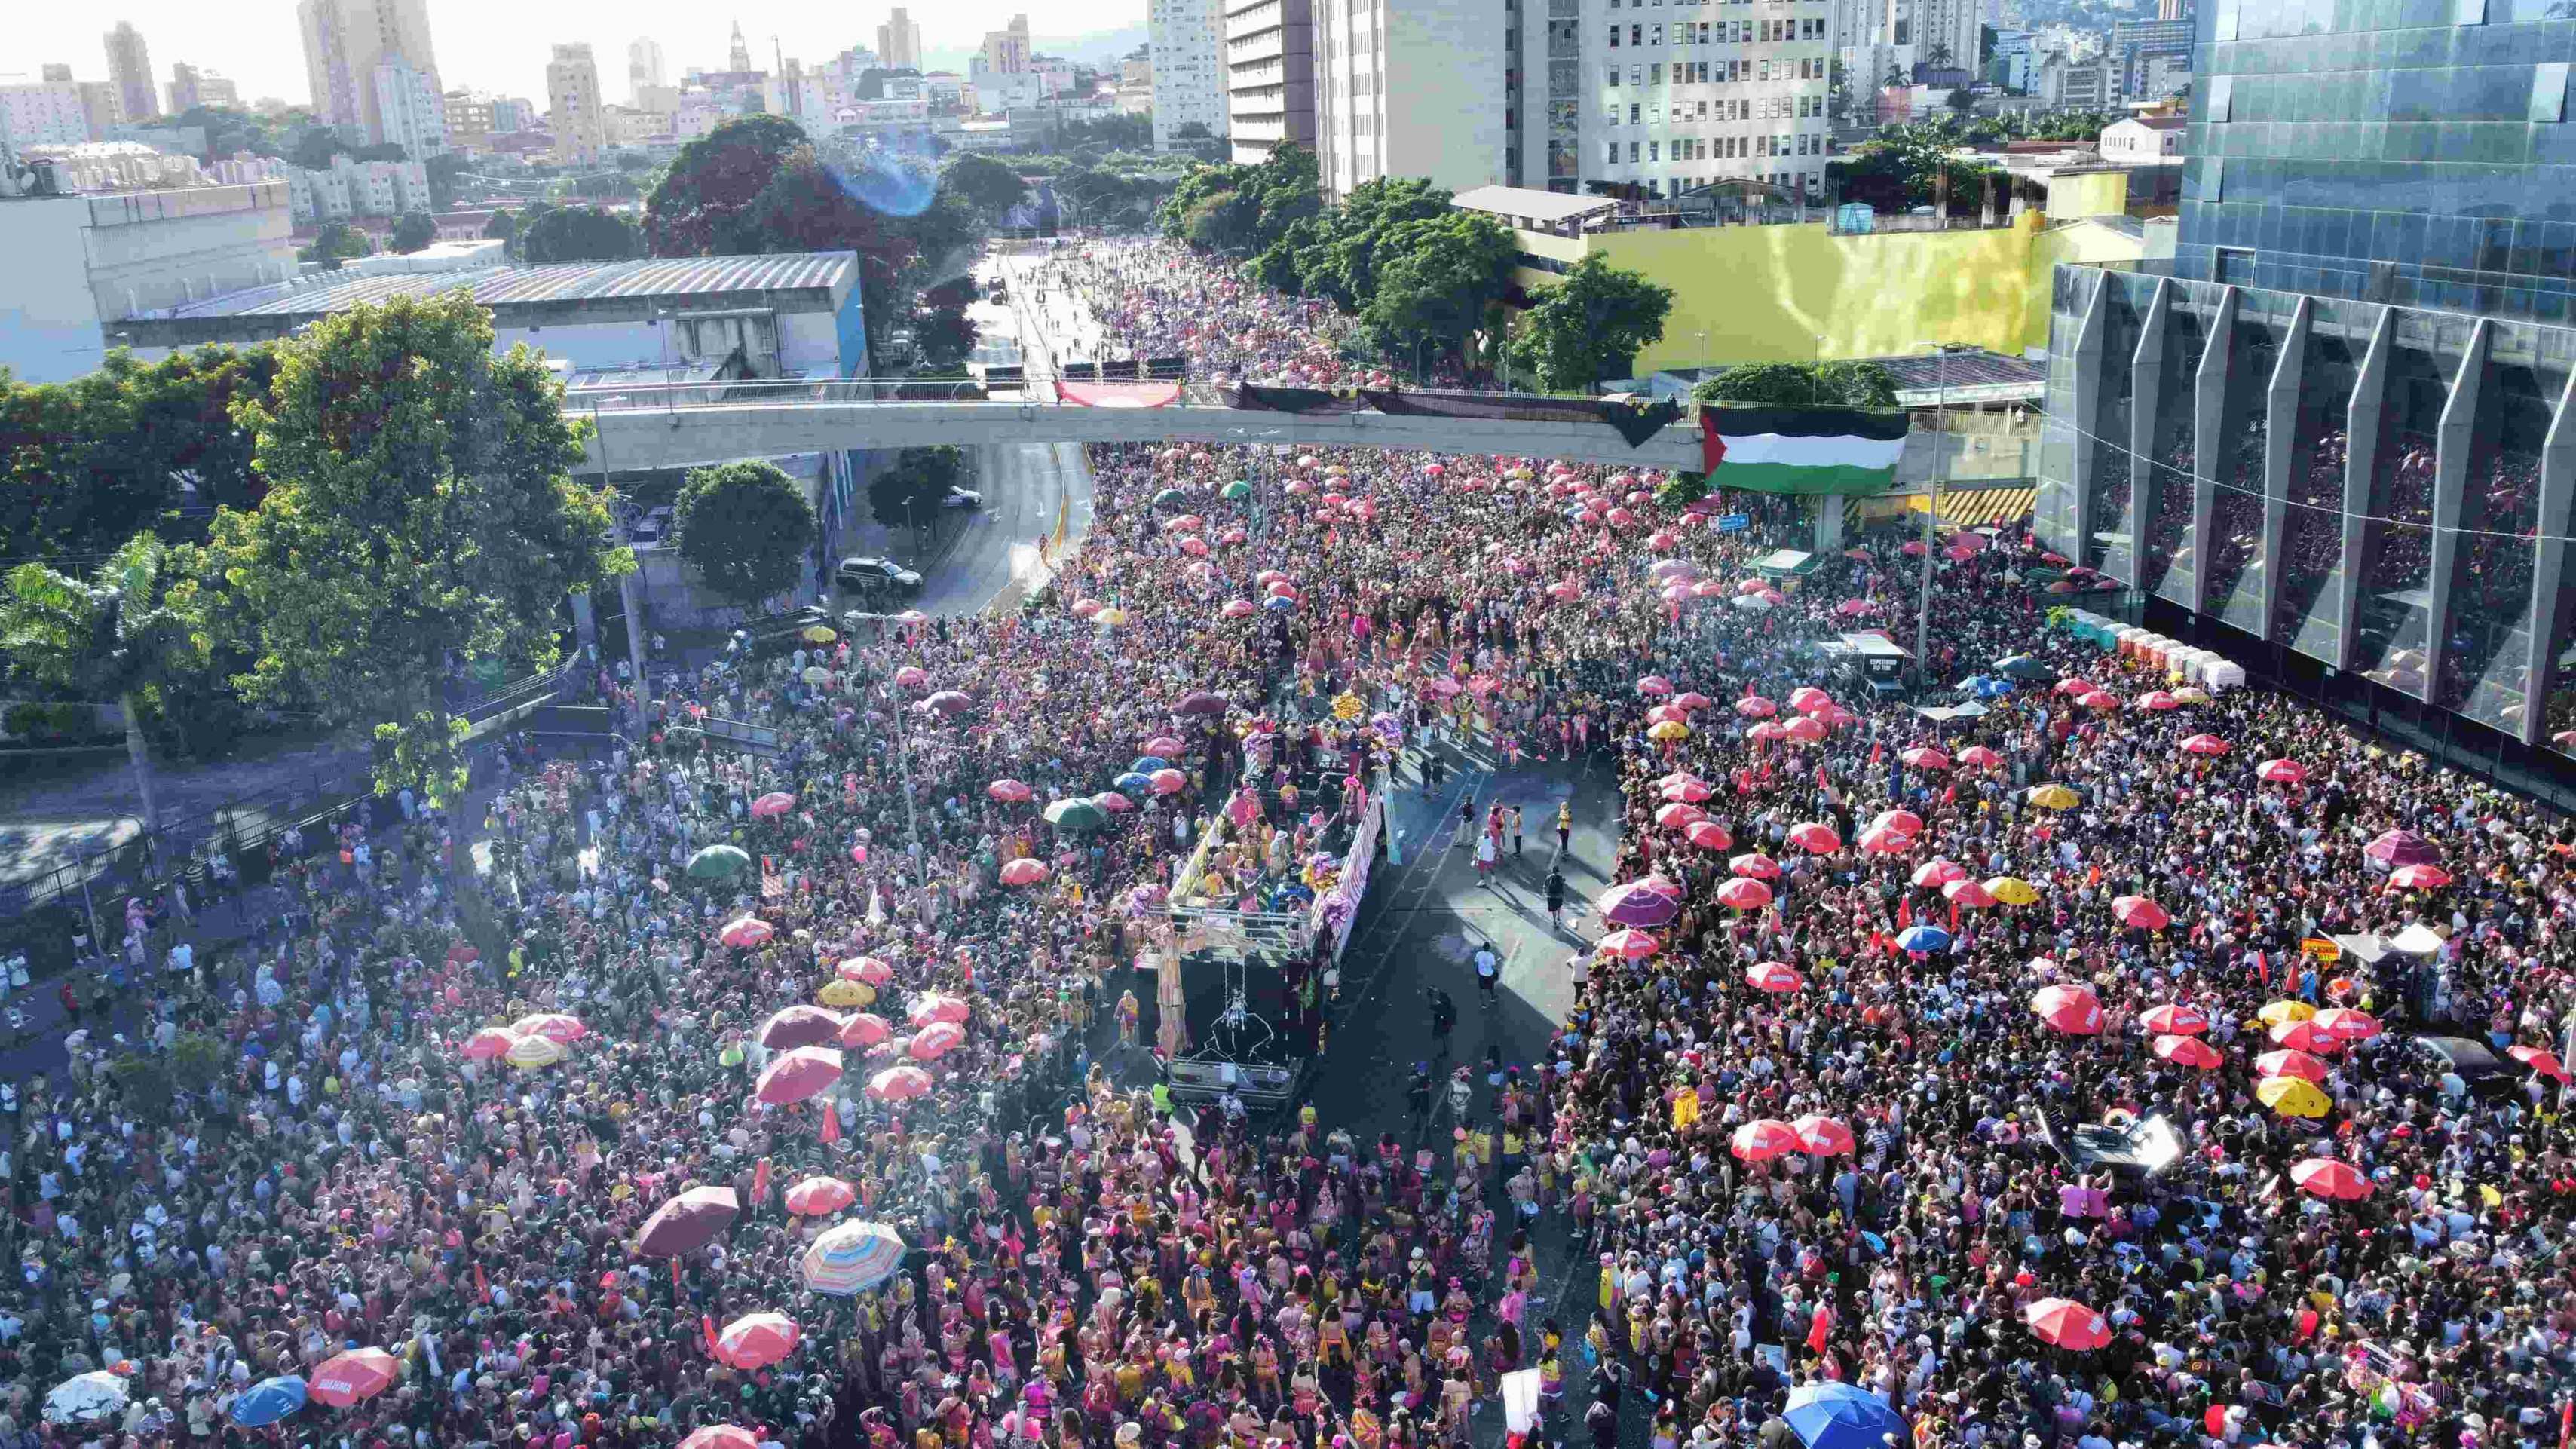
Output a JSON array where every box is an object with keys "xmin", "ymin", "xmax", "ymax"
[
  {"xmin": 1672, "ymin": 1085, "xmax": 1700, "ymax": 1132},
  {"xmin": 1469, "ymin": 1123, "xmax": 1496, "ymax": 1173}
]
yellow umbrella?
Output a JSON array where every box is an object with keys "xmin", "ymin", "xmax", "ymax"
[
  {"xmin": 2256, "ymin": 1076, "xmax": 2330, "ymax": 1117},
  {"xmin": 504, "ymin": 1034, "xmax": 567, "ymax": 1070},
  {"xmin": 2258, "ymin": 1000, "xmax": 2316, "ymax": 1028},
  {"xmin": 1093, "ymin": 607, "xmax": 1129, "ymax": 626},
  {"xmin": 2025, "ymin": 784, "xmax": 2080, "ymax": 810},
  {"xmin": 818, "ymin": 979, "xmax": 873, "ymax": 1008},
  {"xmin": 1646, "ymin": 720, "xmax": 1691, "ymax": 742},
  {"xmin": 803, "ymin": 625, "xmax": 836, "ymax": 643},
  {"xmin": 2172, "ymin": 686, "xmax": 2210, "ymax": 703},
  {"xmin": 1983, "ymin": 875, "xmax": 2040, "ymax": 906}
]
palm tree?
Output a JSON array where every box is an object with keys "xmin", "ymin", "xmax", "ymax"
[{"xmin": 2, "ymin": 538, "xmax": 193, "ymax": 868}]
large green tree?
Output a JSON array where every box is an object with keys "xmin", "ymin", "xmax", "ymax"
[
  {"xmin": 195, "ymin": 292, "xmax": 623, "ymax": 807},
  {"xmin": 1156, "ymin": 143, "xmax": 1319, "ymax": 256},
  {"xmin": 521, "ymin": 206, "xmax": 643, "ymax": 264},
  {"xmin": 1503, "ymin": 253, "xmax": 1674, "ymax": 394},
  {"xmin": 868, "ymin": 446, "xmax": 961, "ymax": 537},
  {"xmin": 672, "ymin": 461, "xmax": 819, "ymax": 608},
  {"xmin": 642, "ymin": 114, "xmax": 810, "ymax": 256},
  {"xmin": 1, "ymin": 538, "xmax": 201, "ymax": 862},
  {"xmin": 391, "ymin": 210, "xmax": 436, "ymax": 253},
  {"xmin": 1361, "ymin": 211, "xmax": 1520, "ymax": 375},
  {"xmin": 942, "ymin": 153, "xmax": 1030, "ymax": 224}
]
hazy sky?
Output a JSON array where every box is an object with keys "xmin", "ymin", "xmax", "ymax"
[{"xmin": 16, "ymin": 0, "xmax": 1140, "ymax": 111}]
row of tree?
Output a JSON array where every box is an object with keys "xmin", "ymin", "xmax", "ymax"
[
  {"xmin": 1693, "ymin": 360, "xmax": 1901, "ymax": 407},
  {"xmin": 4, "ymin": 296, "xmax": 621, "ymax": 841}
]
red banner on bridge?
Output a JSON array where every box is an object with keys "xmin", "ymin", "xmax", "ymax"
[{"xmin": 1058, "ymin": 381, "xmax": 1181, "ymax": 408}]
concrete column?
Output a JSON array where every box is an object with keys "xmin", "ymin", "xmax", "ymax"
[
  {"xmin": 2256, "ymin": 296, "xmax": 2311, "ymax": 640},
  {"xmin": 2516, "ymin": 365, "xmax": 2576, "ymax": 746},
  {"xmin": 2188, "ymin": 287, "xmax": 2242, "ymax": 617},
  {"xmin": 2336, "ymin": 308, "xmax": 2397, "ymax": 671},
  {"xmin": 569, "ymin": 588, "xmax": 598, "ymax": 650},
  {"xmin": 619, "ymin": 566, "xmax": 651, "ymax": 731},
  {"xmin": 1814, "ymin": 492, "xmax": 1847, "ymax": 551},
  {"xmin": 2126, "ymin": 280, "xmax": 2173, "ymax": 592},
  {"xmin": 2422, "ymin": 318, "xmax": 2490, "ymax": 704},
  {"xmin": 2065, "ymin": 268, "xmax": 2111, "ymax": 563}
]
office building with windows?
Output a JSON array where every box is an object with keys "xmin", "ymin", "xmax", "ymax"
[
  {"xmin": 2035, "ymin": 0, "xmax": 2576, "ymax": 777},
  {"xmin": 1224, "ymin": 0, "xmax": 1312, "ymax": 164},
  {"xmin": 1313, "ymin": 0, "xmax": 1504, "ymax": 196},
  {"xmin": 1153, "ymin": 0, "xmax": 1230, "ymax": 150},
  {"xmin": 103, "ymin": 23, "xmax": 158, "ymax": 123}
]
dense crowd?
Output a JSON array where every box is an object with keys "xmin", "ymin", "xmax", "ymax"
[{"xmin": 10, "ymin": 235, "xmax": 2576, "ymax": 1449}]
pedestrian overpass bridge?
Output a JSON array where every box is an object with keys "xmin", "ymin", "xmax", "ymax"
[{"xmin": 572, "ymin": 383, "xmax": 1707, "ymax": 475}]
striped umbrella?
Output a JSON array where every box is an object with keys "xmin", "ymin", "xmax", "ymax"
[{"xmin": 800, "ymin": 1220, "xmax": 907, "ymax": 1296}]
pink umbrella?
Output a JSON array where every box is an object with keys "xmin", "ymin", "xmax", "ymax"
[
  {"xmin": 784, "ymin": 1176, "xmax": 856, "ymax": 1216},
  {"xmin": 755, "ymin": 1047, "xmax": 844, "ymax": 1106},
  {"xmin": 1686, "ymin": 819, "xmax": 1733, "ymax": 851},
  {"xmin": 2364, "ymin": 829, "xmax": 2440, "ymax": 866},
  {"xmin": 1220, "ymin": 598, "xmax": 1258, "ymax": 619},
  {"xmin": 715, "ymin": 1313, "xmax": 801, "ymax": 1370},
  {"xmin": 2032, "ymin": 984, "xmax": 2105, "ymax": 1034},
  {"xmin": 1636, "ymin": 675, "xmax": 1675, "ymax": 697},
  {"xmin": 2078, "ymin": 691, "xmax": 2122, "ymax": 712},
  {"xmin": 840, "ymin": 1013, "xmax": 891, "ymax": 1049},
  {"xmin": 1941, "ymin": 878, "xmax": 1997, "ymax": 908},
  {"xmin": 308, "ymin": 1349, "xmax": 403, "ymax": 1408},
  {"xmin": 2269, "ymin": 1019, "xmax": 2342, "ymax": 1053},
  {"xmin": 1715, "ymin": 877, "xmax": 1773, "ymax": 911},
  {"xmin": 2139, "ymin": 1003, "xmax": 2209, "ymax": 1035},
  {"xmin": 1910, "ymin": 859, "xmax": 1966, "ymax": 888},
  {"xmin": 2179, "ymin": 733, "xmax": 2230, "ymax": 755},
  {"xmin": 1745, "ymin": 961, "xmax": 1804, "ymax": 993},
  {"xmin": 1094, "ymin": 791, "xmax": 1136, "ymax": 813},
  {"xmin": 1787, "ymin": 686, "xmax": 1833, "ymax": 714},
  {"xmin": 2290, "ymin": 1158, "xmax": 2373, "ymax": 1201},
  {"xmin": 2136, "ymin": 690, "xmax": 2181, "ymax": 711},
  {"xmin": 2110, "ymin": 895, "xmax": 2170, "ymax": 930},
  {"xmin": 2314, "ymin": 1007, "xmax": 2381, "ymax": 1042},
  {"xmin": 907, "ymin": 993, "xmax": 972, "ymax": 1027},
  {"xmin": 892, "ymin": 666, "xmax": 928, "ymax": 688},
  {"xmin": 1787, "ymin": 821, "xmax": 1841, "ymax": 853},
  {"xmin": 1730, "ymin": 852, "xmax": 1781, "ymax": 880},
  {"xmin": 1899, "ymin": 746, "xmax": 1950, "ymax": 770},
  {"xmin": 461, "ymin": 1027, "xmax": 520, "ymax": 1061},
  {"xmin": 2054, "ymin": 678, "xmax": 2097, "ymax": 697},
  {"xmin": 1147, "ymin": 767, "xmax": 1187, "ymax": 795},
  {"xmin": 1734, "ymin": 696, "xmax": 1778, "ymax": 718},
  {"xmin": 987, "ymin": 778, "xmax": 1034, "ymax": 803},
  {"xmin": 838, "ymin": 956, "xmax": 894, "ymax": 985},
  {"xmin": 1730, "ymin": 1119, "xmax": 1803, "ymax": 1162},
  {"xmin": 2152, "ymin": 1034, "xmax": 2224, "ymax": 1069},
  {"xmin": 758, "ymin": 1006, "xmax": 846, "ymax": 1052},
  {"xmin": 1071, "ymin": 598, "xmax": 1104, "ymax": 619},
  {"xmin": 1857, "ymin": 826, "xmax": 1913, "ymax": 856},
  {"xmin": 1867, "ymin": 808, "xmax": 1924, "ymax": 836},
  {"xmin": 1957, "ymin": 745, "xmax": 2004, "ymax": 767},
  {"xmin": 1791, "ymin": 1114, "xmax": 1855, "ymax": 1156},
  {"xmin": 1596, "ymin": 878, "xmax": 1682, "ymax": 927},
  {"xmin": 513, "ymin": 1012, "xmax": 586, "ymax": 1044},
  {"xmin": 2511, "ymin": 1044, "xmax": 2572, "ymax": 1083},
  {"xmin": 2256, "ymin": 1048, "xmax": 2330, "ymax": 1083},
  {"xmin": 1782, "ymin": 716, "xmax": 1829, "ymax": 743},
  {"xmin": 1673, "ymin": 691, "xmax": 1713, "ymax": 712},
  {"xmin": 1656, "ymin": 801, "xmax": 1708, "ymax": 830},
  {"xmin": 1144, "ymin": 734, "xmax": 1187, "ymax": 756},
  {"xmin": 750, "ymin": 792, "xmax": 796, "ymax": 818},
  {"xmin": 2254, "ymin": 758, "xmax": 2306, "ymax": 783},
  {"xmin": 1594, "ymin": 928, "xmax": 1661, "ymax": 960},
  {"xmin": 2387, "ymin": 864, "xmax": 2452, "ymax": 890},
  {"xmin": 718, "ymin": 916, "xmax": 774, "ymax": 949},
  {"xmin": 866, "ymin": 1065, "xmax": 933, "ymax": 1100},
  {"xmin": 1661, "ymin": 777, "xmax": 1714, "ymax": 803},
  {"xmin": 999, "ymin": 859, "xmax": 1049, "ymax": 886},
  {"xmin": 1747, "ymin": 721, "xmax": 1788, "ymax": 743},
  {"xmin": 909, "ymin": 1021, "xmax": 967, "ymax": 1060}
]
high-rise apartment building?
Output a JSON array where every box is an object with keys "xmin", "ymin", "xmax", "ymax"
[
  {"xmin": 2, "ymin": 79, "xmax": 93, "ymax": 145},
  {"xmin": 981, "ymin": 15, "xmax": 1034, "ymax": 74},
  {"xmin": 2035, "ymin": 0, "xmax": 2576, "ymax": 771},
  {"xmin": 443, "ymin": 90, "xmax": 493, "ymax": 150},
  {"xmin": 167, "ymin": 63, "xmax": 238, "ymax": 114},
  {"xmin": 547, "ymin": 43, "xmax": 607, "ymax": 164},
  {"xmin": 372, "ymin": 59, "xmax": 449, "ymax": 158},
  {"xmin": 1224, "ymin": 0, "xmax": 1313, "ymax": 164},
  {"xmin": 878, "ymin": 10, "xmax": 926, "ymax": 71},
  {"xmin": 629, "ymin": 38, "xmax": 668, "ymax": 105},
  {"xmin": 1150, "ymin": 0, "xmax": 1230, "ymax": 150},
  {"xmin": 74, "ymin": 82, "xmax": 124, "ymax": 138},
  {"xmin": 2110, "ymin": 17, "xmax": 2193, "ymax": 104},
  {"xmin": 299, "ymin": 0, "xmax": 443, "ymax": 146},
  {"xmin": 103, "ymin": 23, "xmax": 158, "ymax": 123},
  {"xmin": 1512, "ymin": 0, "xmax": 1835, "ymax": 201},
  {"xmin": 1314, "ymin": 0, "xmax": 1506, "ymax": 198}
]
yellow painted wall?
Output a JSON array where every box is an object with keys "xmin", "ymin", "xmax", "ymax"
[
  {"xmin": 2044, "ymin": 169, "xmax": 2130, "ymax": 220},
  {"xmin": 1503, "ymin": 210, "xmax": 2146, "ymax": 375}
]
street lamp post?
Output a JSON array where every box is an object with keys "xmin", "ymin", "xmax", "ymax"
[{"xmin": 1912, "ymin": 341, "xmax": 1964, "ymax": 688}]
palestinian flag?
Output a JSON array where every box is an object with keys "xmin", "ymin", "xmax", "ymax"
[{"xmin": 1699, "ymin": 405, "xmax": 1908, "ymax": 496}]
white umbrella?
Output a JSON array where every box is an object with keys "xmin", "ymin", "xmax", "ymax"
[
  {"xmin": 1729, "ymin": 593, "xmax": 1774, "ymax": 611},
  {"xmin": 45, "ymin": 1371, "xmax": 130, "ymax": 1426}
]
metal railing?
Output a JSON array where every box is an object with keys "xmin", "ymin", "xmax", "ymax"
[{"xmin": 563, "ymin": 371, "xmax": 1646, "ymax": 414}]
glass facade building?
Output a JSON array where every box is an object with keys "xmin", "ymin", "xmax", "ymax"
[{"xmin": 2038, "ymin": 0, "xmax": 2576, "ymax": 778}]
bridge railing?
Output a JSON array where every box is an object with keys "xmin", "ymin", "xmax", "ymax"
[{"xmin": 562, "ymin": 372, "xmax": 1624, "ymax": 412}]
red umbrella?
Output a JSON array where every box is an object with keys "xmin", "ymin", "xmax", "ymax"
[
  {"xmin": 2110, "ymin": 896, "xmax": 2170, "ymax": 929},
  {"xmin": 2364, "ymin": 829, "xmax": 2440, "ymax": 866},
  {"xmin": 635, "ymin": 1186, "xmax": 741, "ymax": 1257},
  {"xmin": 1148, "ymin": 767, "xmax": 1187, "ymax": 795},
  {"xmin": 681, "ymin": 1430, "xmax": 763, "ymax": 1449},
  {"xmin": 2025, "ymin": 1298, "xmax": 2112, "ymax": 1350},
  {"xmin": 1782, "ymin": 716, "xmax": 1830, "ymax": 743},
  {"xmin": 1716, "ymin": 878, "xmax": 1774, "ymax": 911},
  {"xmin": 839, "ymin": 1012, "xmax": 891, "ymax": 1049},
  {"xmin": 718, "ymin": 916, "xmax": 774, "ymax": 949},
  {"xmin": 1656, "ymin": 802, "xmax": 1709, "ymax": 830},
  {"xmin": 1941, "ymin": 878, "xmax": 1997, "ymax": 908},
  {"xmin": 513, "ymin": 1012, "xmax": 586, "ymax": 1044},
  {"xmin": 1791, "ymin": 1114, "xmax": 1855, "ymax": 1156},
  {"xmin": 909, "ymin": 1021, "xmax": 967, "ymax": 1060},
  {"xmin": 2268, "ymin": 1019, "xmax": 2341, "ymax": 1052},
  {"xmin": 2031, "ymin": 984, "xmax": 2104, "ymax": 1035},
  {"xmin": 1858, "ymin": 826, "xmax": 1913, "ymax": 856},
  {"xmin": 715, "ymin": 1313, "xmax": 801, "ymax": 1370},
  {"xmin": 867, "ymin": 1065, "xmax": 933, "ymax": 1100},
  {"xmin": 908, "ymin": 993, "xmax": 972, "ymax": 1027},
  {"xmin": 2289, "ymin": 1158, "xmax": 2373, "ymax": 1201},
  {"xmin": 2136, "ymin": 690, "xmax": 2181, "ymax": 711},
  {"xmin": 1867, "ymin": 808, "xmax": 1924, "ymax": 836},
  {"xmin": 1595, "ymin": 928, "xmax": 1662, "ymax": 960},
  {"xmin": 2077, "ymin": 691, "xmax": 2122, "ymax": 712},
  {"xmin": 837, "ymin": 956, "xmax": 895, "ymax": 985},
  {"xmin": 2179, "ymin": 733, "xmax": 2230, "ymax": 755},
  {"xmin": 783, "ymin": 1176, "xmax": 856, "ymax": 1217},
  {"xmin": 1787, "ymin": 821, "xmax": 1841, "ymax": 853},
  {"xmin": 999, "ymin": 858, "xmax": 1049, "ymax": 886},
  {"xmin": 461, "ymin": 1027, "xmax": 520, "ymax": 1061},
  {"xmin": 1910, "ymin": 859, "xmax": 1966, "ymax": 889},
  {"xmin": 987, "ymin": 778, "xmax": 1033, "ymax": 803},
  {"xmin": 1735, "ymin": 696, "xmax": 1778, "ymax": 718},
  {"xmin": 1957, "ymin": 745, "xmax": 2004, "ymax": 767},
  {"xmin": 2256, "ymin": 1048, "xmax": 2330, "ymax": 1082},
  {"xmin": 1744, "ymin": 961, "xmax": 1804, "ymax": 994},
  {"xmin": 1673, "ymin": 692, "xmax": 1713, "ymax": 712},
  {"xmin": 756, "ymin": 1047, "xmax": 845, "ymax": 1106},
  {"xmin": 2510, "ymin": 1044, "xmax": 2572, "ymax": 1083},
  {"xmin": 2254, "ymin": 758, "xmax": 2307, "ymax": 783},
  {"xmin": 2152, "ymin": 1034, "xmax": 2224, "ymax": 1069},
  {"xmin": 1730, "ymin": 1119, "xmax": 1803, "ymax": 1162},
  {"xmin": 2054, "ymin": 678, "xmax": 2097, "ymax": 697},
  {"xmin": 1661, "ymin": 778, "xmax": 1715, "ymax": 803},
  {"xmin": 1636, "ymin": 675, "xmax": 1675, "ymax": 696},
  {"xmin": 1730, "ymin": 853, "xmax": 1781, "ymax": 880},
  {"xmin": 758, "ymin": 1006, "xmax": 846, "ymax": 1052},
  {"xmin": 1899, "ymin": 746, "xmax": 1950, "ymax": 770},
  {"xmin": 1787, "ymin": 686, "xmax": 1834, "ymax": 713},
  {"xmin": 1686, "ymin": 820, "xmax": 1734, "ymax": 851},
  {"xmin": 309, "ymin": 1348, "xmax": 402, "ymax": 1407},
  {"xmin": 2139, "ymin": 1003, "xmax": 2208, "ymax": 1035},
  {"xmin": 2313, "ymin": 1007, "xmax": 2381, "ymax": 1042},
  {"xmin": 2388, "ymin": 864, "xmax": 2452, "ymax": 890}
]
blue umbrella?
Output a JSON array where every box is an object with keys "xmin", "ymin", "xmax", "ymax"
[
  {"xmin": 1262, "ymin": 596, "xmax": 1296, "ymax": 611},
  {"xmin": 1113, "ymin": 771, "xmax": 1153, "ymax": 794},
  {"xmin": 1782, "ymin": 1383, "xmax": 1905, "ymax": 1449},
  {"xmin": 230, "ymin": 1377, "xmax": 308, "ymax": 1429},
  {"xmin": 1894, "ymin": 924, "xmax": 1952, "ymax": 953},
  {"xmin": 1128, "ymin": 756, "xmax": 1170, "ymax": 774},
  {"xmin": 1972, "ymin": 676, "xmax": 2015, "ymax": 699}
]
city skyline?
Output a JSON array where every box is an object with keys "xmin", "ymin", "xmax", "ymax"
[{"xmin": 11, "ymin": 0, "xmax": 1142, "ymax": 115}]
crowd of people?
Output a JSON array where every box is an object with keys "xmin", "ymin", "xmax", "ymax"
[{"xmin": 11, "ymin": 234, "xmax": 2576, "ymax": 1449}]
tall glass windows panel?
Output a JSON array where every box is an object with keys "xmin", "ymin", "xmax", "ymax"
[
  {"xmin": 2437, "ymin": 329, "xmax": 2566, "ymax": 734},
  {"xmin": 2206, "ymin": 296, "xmax": 2290, "ymax": 636},
  {"xmin": 2348, "ymin": 320, "xmax": 2457, "ymax": 695},
  {"xmin": 2084, "ymin": 275, "xmax": 2149, "ymax": 582},
  {"xmin": 2273, "ymin": 301, "xmax": 2369, "ymax": 660},
  {"xmin": 2141, "ymin": 289, "xmax": 2214, "ymax": 605}
]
